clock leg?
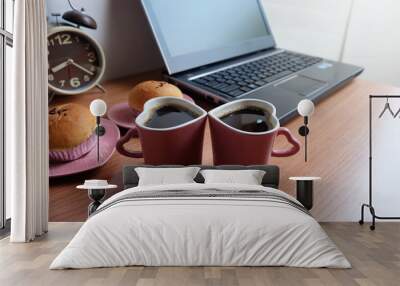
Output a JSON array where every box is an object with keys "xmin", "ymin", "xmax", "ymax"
[{"xmin": 96, "ymin": 84, "xmax": 106, "ymax": 93}]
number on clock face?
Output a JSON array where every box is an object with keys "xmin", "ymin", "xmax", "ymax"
[{"xmin": 47, "ymin": 30, "xmax": 101, "ymax": 92}]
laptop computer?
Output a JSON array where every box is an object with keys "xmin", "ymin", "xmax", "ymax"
[{"xmin": 141, "ymin": 0, "xmax": 363, "ymax": 123}]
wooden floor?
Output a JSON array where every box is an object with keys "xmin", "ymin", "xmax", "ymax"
[{"xmin": 1, "ymin": 222, "xmax": 400, "ymax": 286}]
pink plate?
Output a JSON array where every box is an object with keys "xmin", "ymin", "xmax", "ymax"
[
  {"xmin": 107, "ymin": 94, "xmax": 195, "ymax": 129},
  {"xmin": 49, "ymin": 119, "xmax": 120, "ymax": 178}
]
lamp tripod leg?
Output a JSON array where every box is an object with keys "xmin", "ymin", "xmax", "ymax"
[
  {"xmin": 96, "ymin": 117, "xmax": 100, "ymax": 162},
  {"xmin": 97, "ymin": 132, "xmax": 100, "ymax": 162},
  {"xmin": 305, "ymin": 133, "xmax": 307, "ymax": 162}
]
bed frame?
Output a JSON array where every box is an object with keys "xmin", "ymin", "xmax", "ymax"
[{"xmin": 122, "ymin": 165, "xmax": 280, "ymax": 189}]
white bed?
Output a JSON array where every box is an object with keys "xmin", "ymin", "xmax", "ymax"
[{"xmin": 50, "ymin": 182, "xmax": 350, "ymax": 269}]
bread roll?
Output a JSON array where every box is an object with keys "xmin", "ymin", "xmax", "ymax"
[
  {"xmin": 128, "ymin": 81, "xmax": 183, "ymax": 112},
  {"xmin": 49, "ymin": 103, "xmax": 96, "ymax": 151}
]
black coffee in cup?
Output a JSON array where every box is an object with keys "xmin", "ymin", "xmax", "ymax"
[
  {"xmin": 145, "ymin": 104, "xmax": 197, "ymax": 129},
  {"xmin": 220, "ymin": 107, "xmax": 272, "ymax": 132}
]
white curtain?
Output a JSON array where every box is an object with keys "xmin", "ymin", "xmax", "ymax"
[{"xmin": 8, "ymin": 0, "xmax": 49, "ymax": 242}]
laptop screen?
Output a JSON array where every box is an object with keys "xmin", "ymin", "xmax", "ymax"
[{"xmin": 142, "ymin": 0, "xmax": 276, "ymax": 74}]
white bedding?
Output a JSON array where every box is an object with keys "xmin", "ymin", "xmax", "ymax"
[{"xmin": 50, "ymin": 183, "xmax": 350, "ymax": 269}]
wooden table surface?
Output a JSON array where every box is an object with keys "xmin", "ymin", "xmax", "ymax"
[{"xmin": 49, "ymin": 70, "xmax": 400, "ymax": 222}]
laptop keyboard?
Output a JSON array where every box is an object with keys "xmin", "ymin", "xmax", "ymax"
[{"xmin": 192, "ymin": 51, "xmax": 322, "ymax": 98}]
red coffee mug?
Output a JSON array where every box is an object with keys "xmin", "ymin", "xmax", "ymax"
[
  {"xmin": 116, "ymin": 97, "xmax": 207, "ymax": 165},
  {"xmin": 208, "ymin": 99, "xmax": 300, "ymax": 165}
]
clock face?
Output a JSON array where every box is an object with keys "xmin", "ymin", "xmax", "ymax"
[{"xmin": 48, "ymin": 27, "xmax": 105, "ymax": 95}]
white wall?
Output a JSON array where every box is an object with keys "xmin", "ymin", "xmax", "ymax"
[
  {"xmin": 343, "ymin": 0, "xmax": 400, "ymax": 87},
  {"xmin": 261, "ymin": 0, "xmax": 353, "ymax": 61},
  {"xmin": 263, "ymin": 0, "xmax": 400, "ymax": 87},
  {"xmin": 46, "ymin": 0, "xmax": 163, "ymax": 81}
]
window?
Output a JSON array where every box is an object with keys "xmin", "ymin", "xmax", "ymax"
[{"xmin": 1, "ymin": 0, "xmax": 14, "ymax": 231}]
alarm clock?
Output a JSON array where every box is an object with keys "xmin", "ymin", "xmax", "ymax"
[{"xmin": 47, "ymin": 25, "xmax": 106, "ymax": 95}]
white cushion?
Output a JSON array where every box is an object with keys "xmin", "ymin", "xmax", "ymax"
[
  {"xmin": 135, "ymin": 167, "xmax": 201, "ymax": 186},
  {"xmin": 200, "ymin": 169, "xmax": 266, "ymax": 185}
]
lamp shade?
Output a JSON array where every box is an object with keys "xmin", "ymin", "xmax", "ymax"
[
  {"xmin": 297, "ymin": 99, "xmax": 315, "ymax": 117},
  {"xmin": 90, "ymin": 99, "xmax": 107, "ymax": 117}
]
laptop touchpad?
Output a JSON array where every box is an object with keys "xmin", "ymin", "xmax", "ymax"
[{"xmin": 276, "ymin": 75, "xmax": 327, "ymax": 97}]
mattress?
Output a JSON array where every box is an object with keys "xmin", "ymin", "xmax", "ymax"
[{"xmin": 50, "ymin": 183, "xmax": 350, "ymax": 269}]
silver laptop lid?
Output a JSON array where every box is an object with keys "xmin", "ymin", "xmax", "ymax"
[{"xmin": 141, "ymin": 0, "xmax": 276, "ymax": 75}]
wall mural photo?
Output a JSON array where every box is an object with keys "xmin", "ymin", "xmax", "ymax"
[{"xmin": 47, "ymin": 0, "xmax": 362, "ymax": 225}]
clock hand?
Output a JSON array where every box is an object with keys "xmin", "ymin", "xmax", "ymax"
[
  {"xmin": 51, "ymin": 60, "xmax": 70, "ymax": 73},
  {"xmin": 68, "ymin": 60, "xmax": 106, "ymax": 92},
  {"xmin": 70, "ymin": 60, "xmax": 95, "ymax": 76}
]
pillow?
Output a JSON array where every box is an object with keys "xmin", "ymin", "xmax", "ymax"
[
  {"xmin": 135, "ymin": 167, "xmax": 201, "ymax": 186},
  {"xmin": 200, "ymin": 169, "xmax": 266, "ymax": 185}
]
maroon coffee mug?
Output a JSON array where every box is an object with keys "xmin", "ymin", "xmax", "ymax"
[
  {"xmin": 116, "ymin": 97, "xmax": 207, "ymax": 165},
  {"xmin": 208, "ymin": 99, "xmax": 300, "ymax": 165}
]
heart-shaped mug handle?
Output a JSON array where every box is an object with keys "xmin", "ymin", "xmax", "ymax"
[
  {"xmin": 116, "ymin": 128, "xmax": 144, "ymax": 158},
  {"xmin": 271, "ymin": 127, "xmax": 301, "ymax": 157}
]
